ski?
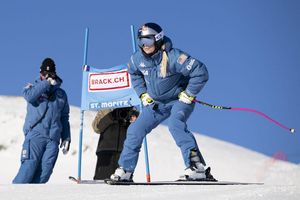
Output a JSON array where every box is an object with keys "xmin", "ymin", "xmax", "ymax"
[
  {"xmin": 68, "ymin": 176, "xmax": 105, "ymax": 184},
  {"xmin": 69, "ymin": 176, "xmax": 263, "ymax": 185},
  {"xmin": 104, "ymin": 179, "xmax": 263, "ymax": 186}
]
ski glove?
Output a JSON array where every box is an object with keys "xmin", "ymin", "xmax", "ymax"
[
  {"xmin": 140, "ymin": 93, "xmax": 154, "ymax": 106},
  {"xmin": 47, "ymin": 77, "xmax": 57, "ymax": 86},
  {"xmin": 178, "ymin": 91, "xmax": 195, "ymax": 104},
  {"xmin": 60, "ymin": 140, "xmax": 70, "ymax": 155}
]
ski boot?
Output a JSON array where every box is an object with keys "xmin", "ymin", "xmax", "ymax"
[
  {"xmin": 109, "ymin": 167, "xmax": 133, "ymax": 182},
  {"xmin": 178, "ymin": 149, "xmax": 217, "ymax": 182}
]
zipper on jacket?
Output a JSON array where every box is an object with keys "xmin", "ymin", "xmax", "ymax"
[{"xmin": 150, "ymin": 63, "xmax": 160, "ymax": 96}]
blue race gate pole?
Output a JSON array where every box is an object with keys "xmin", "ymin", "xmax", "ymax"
[
  {"xmin": 77, "ymin": 27, "xmax": 89, "ymax": 183},
  {"xmin": 130, "ymin": 25, "xmax": 151, "ymax": 182}
]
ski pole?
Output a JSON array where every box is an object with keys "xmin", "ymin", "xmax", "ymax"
[
  {"xmin": 131, "ymin": 25, "xmax": 151, "ymax": 182},
  {"xmin": 193, "ymin": 99, "xmax": 295, "ymax": 133},
  {"xmin": 77, "ymin": 27, "xmax": 89, "ymax": 183}
]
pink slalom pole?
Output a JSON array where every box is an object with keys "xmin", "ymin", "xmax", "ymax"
[
  {"xmin": 193, "ymin": 99, "xmax": 295, "ymax": 133},
  {"xmin": 231, "ymin": 107, "xmax": 295, "ymax": 133}
]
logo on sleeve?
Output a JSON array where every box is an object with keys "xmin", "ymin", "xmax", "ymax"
[
  {"xmin": 177, "ymin": 54, "xmax": 188, "ymax": 65},
  {"xmin": 139, "ymin": 62, "xmax": 146, "ymax": 68},
  {"xmin": 186, "ymin": 59, "xmax": 195, "ymax": 71},
  {"xmin": 141, "ymin": 70, "xmax": 149, "ymax": 75},
  {"xmin": 22, "ymin": 149, "xmax": 27, "ymax": 158}
]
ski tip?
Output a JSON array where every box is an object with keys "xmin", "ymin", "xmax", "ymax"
[
  {"xmin": 68, "ymin": 176, "xmax": 76, "ymax": 180},
  {"xmin": 69, "ymin": 176, "xmax": 80, "ymax": 183},
  {"xmin": 104, "ymin": 179, "xmax": 116, "ymax": 185},
  {"xmin": 104, "ymin": 179, "xmax": 135, "ymax": 185}
]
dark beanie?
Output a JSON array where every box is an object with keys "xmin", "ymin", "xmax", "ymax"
[{"xmin": 40, "ymin": 58, "xmax": 56, "ymax": 74}]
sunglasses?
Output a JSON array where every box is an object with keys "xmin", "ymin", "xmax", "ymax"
[{"xmin": 138, "ymin": 37, "xmax": 155, "ymax": 47}]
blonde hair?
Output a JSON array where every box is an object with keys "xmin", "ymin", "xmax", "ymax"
[{"xmin": 160, "ymin": 44, "xmax": 168, "ymax": 78}]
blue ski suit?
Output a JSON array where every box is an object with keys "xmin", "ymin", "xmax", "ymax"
[
  {"xmin": 13, "ymin": 77, "xmax": 71, "ymax": 183},
  {"xmin": 118, "ymin": 37, "xmax": 209, "ymax": 172}
]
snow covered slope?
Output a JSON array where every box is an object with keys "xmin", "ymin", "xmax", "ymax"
[{"xmin": 0, "ymin": 96, "xmax": 299, "ymax": 199}]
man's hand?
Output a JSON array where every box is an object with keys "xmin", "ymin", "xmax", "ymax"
[
  {"xmin": 60, "ymin": 140, "xmax": 70, "ymax": 155},
  {"xmin": 44, "ymin": 73, "xmax": 57, "ymax": 85},
  {"xmin": 47, "ymin": 77, "xmax": 57, "ymax": 86},
  {"xmin": 178, "ymin": 91, "xmax": 195, "ymax": 104},
  {"xmin": 140, "ymin": 93, "xmax": 154, "ymax": 106}
]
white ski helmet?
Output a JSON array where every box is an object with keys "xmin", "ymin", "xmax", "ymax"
[{"xmin": 137, "ymin": 22, "xmax": 164, "ymax": 49}]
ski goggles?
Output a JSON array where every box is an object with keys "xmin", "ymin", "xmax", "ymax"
[{"xmin": 138, "ymin": 37, "xmax": 155, "ymax": 47}]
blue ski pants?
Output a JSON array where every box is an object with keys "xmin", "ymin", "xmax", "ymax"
[
  {"xmin": 118, "ymin": 100, "xmax": 204, "ymax": 172},
  {"xmin": 13, "ymin": 132, "xmax": 59, "ymax": 184}
]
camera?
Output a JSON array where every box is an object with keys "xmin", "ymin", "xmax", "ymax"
[
  {"xmin": 113, "ymin": 107, "xmax": 139, "ymax": 123},
  {"xmin": 114, "ymin": 108, "xmax": 130, "ymax": 122},
  {"xmin": 118, "ymin": 109, "xmax": 129, "ymax": 121}
]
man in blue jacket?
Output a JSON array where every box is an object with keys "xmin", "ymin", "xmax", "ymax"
[
  {"xmin": 110, "ymin": 23, "xmax": 215, "ymax": 182},
  {"xmin": 13, "ymin": 58, "xmax": 71, "ymax": 184}
]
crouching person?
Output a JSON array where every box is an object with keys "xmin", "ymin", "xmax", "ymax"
[{"xmin": 110, "ymin": 23, "xmax": 216, "ymax": 182}]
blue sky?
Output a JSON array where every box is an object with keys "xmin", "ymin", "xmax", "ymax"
[{"xmin": 1, "ymin": 0, "xmax": 299, "ymax": 163}]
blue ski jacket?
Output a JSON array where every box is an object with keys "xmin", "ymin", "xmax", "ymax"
[
  {"xmin": 22, "ymin": 78, "xmax": 71, "ymax": 143},
  {"xmin": 128, "ymin": 37, "xmax": 209, "ymax": 102}
]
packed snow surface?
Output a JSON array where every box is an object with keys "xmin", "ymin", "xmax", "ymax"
[{"xmin": 0, "ymin": 96, "xmax": 299, "ymax": 199}]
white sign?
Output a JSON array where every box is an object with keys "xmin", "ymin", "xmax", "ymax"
[{"xmin": 88, "ymin": 70, "xmax": 130, "ymax": 92}]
